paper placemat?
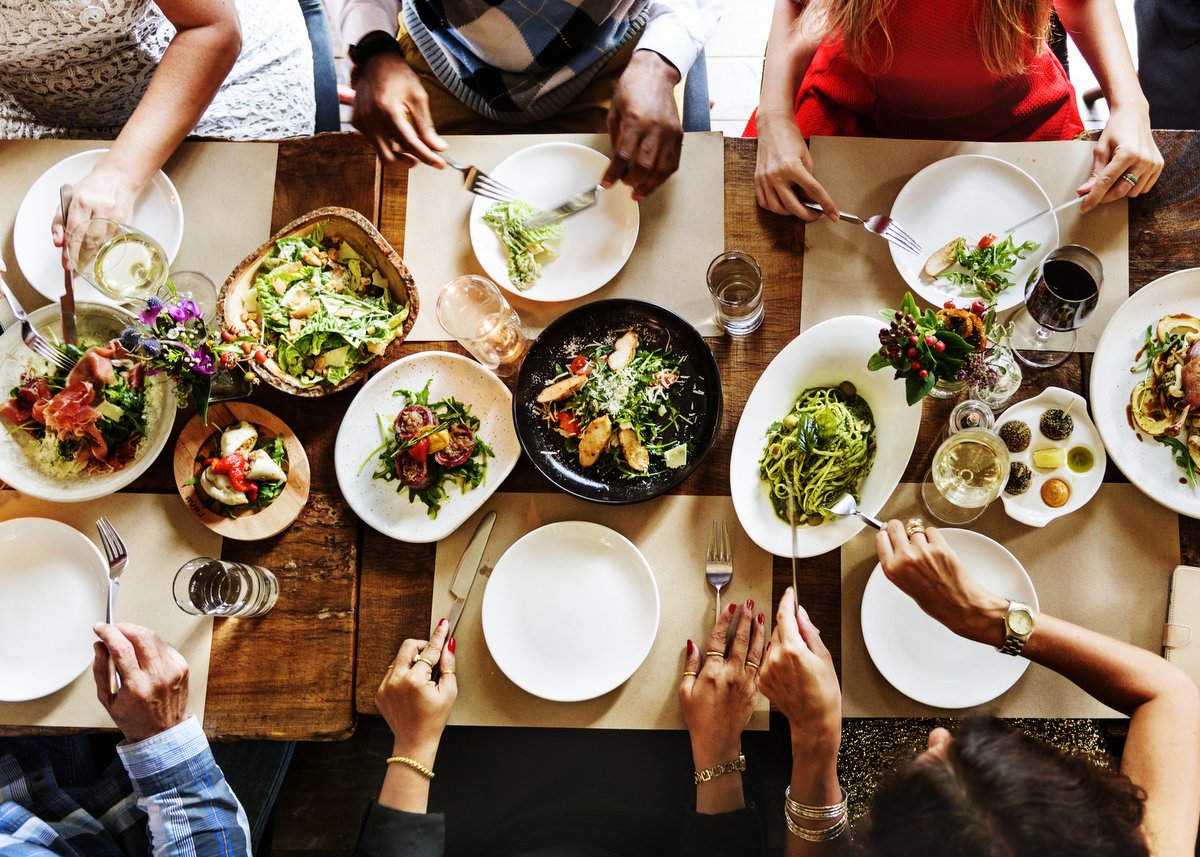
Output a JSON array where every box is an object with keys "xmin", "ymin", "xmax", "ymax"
[
  {"xmin": 840, "ymin": 482, "xmax": 1178, "ymax": 718},
  {"xmin": 402, "ymin": 132, "xmax": 725, "ymax": 340},
  {"xmin": 801, "ymin": 137, "xmax": 1128, "ymax": 351},
  {"xmin": 0, "ymin": 492, "xmax": 221, "ymax": 729},
  {"xmin": 430, "ymin": 493, "xmax": 771, "ymax": 730},
  {"xmin": 0, "ymin": 139, "xmax": 278, "ymax": 322}
]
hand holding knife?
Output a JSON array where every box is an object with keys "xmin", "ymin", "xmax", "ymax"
[
  {"xmin": 445, "ymin": 510, "xmax": 496, "ymax": 642},
  {"xmin": 525, "ymin": 184, "xmax": 604, "ymax": 229}
]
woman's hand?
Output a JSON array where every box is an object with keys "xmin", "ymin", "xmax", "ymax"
[
  {"xmin": 376, "ymin": 617, "xmax": 457, "ymax": 761},
  {"xmin": 51, "ymin": 166, "xmax": 140, "ymax": 270},
  {"xmin": 1077, "ymin": 103, "xmax": 1163, "ymax": 213},
  {"xmin": 351, "ymin": 53, "xmax": 447, "ymax": 168},
  {"xmin": 758, "ymin": 587, "xmax": 841, "ymax": 760},
  {"xmin": 875, "ymin": 520, "xmax": 1007, "ymax": 645},
  {"xmin": 753, "ymin": 110, "xmax": 838, "ymax": 222}
]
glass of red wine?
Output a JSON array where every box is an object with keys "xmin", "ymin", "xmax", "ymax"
[{"xmin": 1012, "ymin": 245, "xmax": 1103, "ymax": 369}]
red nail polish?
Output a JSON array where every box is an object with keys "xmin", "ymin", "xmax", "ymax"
[
  {"xmin": 757, "ymin": 612, "xmax": 765, "ymax": 624},
  {"xmin": 438, "ymin": 617, "xmax": 447, "ymax": 627},
  {"xmin": 448, "ymin": 637, "xmax": 456, "ymax": 653},
  {"xmin": 745, "ymin": 598, "xmax": 754, "ymax": 611},
  {"xmin": 727, "ymin": 602, "xmax": 737, "ymax": 615},
  {"xmin": 687, "ymin": 639, "xmax": 694, "ymax": 655}
]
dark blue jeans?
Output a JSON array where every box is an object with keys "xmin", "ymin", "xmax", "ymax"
[{"xmin": 299, "ymin": 0, "xmax": 340, "ymax": 132}]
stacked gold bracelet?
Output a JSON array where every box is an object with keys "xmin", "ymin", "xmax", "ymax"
[
  {"xmin": 783, "ymin": 785, "xmax": 848, "ymax": 843},
  {"xmin": 386, "ymin": 755, "xmax": 435, "ymax": 780}
]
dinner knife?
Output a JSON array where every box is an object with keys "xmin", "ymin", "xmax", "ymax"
[
  {"xmin": 445, "ymin": 510, "xmax": 497, "ymax": 639},
  {"xmin": 58, "ymin": 184, "xmax": 77, "ymax": 345},
  {"xmin": 1002, "ymin": 195, "xmax": 1084, "ymax": 236},
  {"xmin": 525, "ymin": 184, "xmax": 603, "ymax": 229}
]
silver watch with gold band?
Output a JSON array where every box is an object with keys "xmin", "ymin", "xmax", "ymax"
[{"xmin": 998, "ymin": 600, "xmax": 1035, "ymax": 656}]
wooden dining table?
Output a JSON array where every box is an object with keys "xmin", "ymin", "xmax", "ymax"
[{"xmin": 4, "ymin": 131, "xmax": 1198, "ymax": 740}]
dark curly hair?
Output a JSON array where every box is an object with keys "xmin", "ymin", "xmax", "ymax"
[{"xmin": 853, "ymin": 717, "xmax": 1149, "ymax": 857}]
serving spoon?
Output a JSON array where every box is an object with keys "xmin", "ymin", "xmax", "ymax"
[{"xmin": 824, "ymin": 493, "xmax": 884, "ymax": 530}]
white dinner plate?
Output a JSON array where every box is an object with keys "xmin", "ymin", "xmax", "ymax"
[
  {"xmin": 889, "ymin": 155, "xmax": 1058, "ymax": 312},
  {"xmin": 729, "ymin": 316, "xmax": 923, "ymax": 557},
  {"xmin": 482, "ymin": 521, "xmax": 659, "ymax": 702},
  {"xmin": 0, "ymin": 518, "xmax": 108, "ymax": 701},
  {"xmin": 996, "ymin": 387, "xmax": 1106, "ymax": 527},
  {"xmin": 333, "ymin": 351, "xmax": 521, "ymax": 543},
  {"xmin": 13, "ymin": 149, "xmax": 184, "ymax": 306},
  {"xmin": 468, "ymin": 142, "xmax": 639, "ymax": 302},
  {"xmin": 861, "ymin": 528, "xmax": 1038, "ymax": 708},
  {"xmin": 1090, "ymin": 268, "xmax": 1200, "ymax": 519}
]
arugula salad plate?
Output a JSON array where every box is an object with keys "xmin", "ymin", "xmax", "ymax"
[
  {"xmin": 513, "ymin": 300, "xmax": 722, "ymax": 504},
  {"xmin": 1090, "ymin": 268, "xmax": 1200, "ymax": 519},
  {"xmin": 468, "ymin": 142, "xmax": 639, "ymax": 302},
  {"xmin": 889, "ymin": 155, "xmax": 1058, "ymax": 313},
  {"xmin": 334, "ymin": 352, "xmax": 521, "ymax": 543}
]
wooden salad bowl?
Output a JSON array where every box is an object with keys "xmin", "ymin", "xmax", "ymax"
[{"xmin": 218, "ymin": 206, "xmax": 420, "ymax": 397}]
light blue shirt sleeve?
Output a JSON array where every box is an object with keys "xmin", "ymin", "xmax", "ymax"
[{"xmin": 117, "ymin": 716, "xmax": 253, "ymax": 857}]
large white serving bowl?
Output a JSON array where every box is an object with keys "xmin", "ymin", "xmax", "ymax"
[
  {"xmin": 0, "ymin": 518, "xmax": 108, "ymax": 701},
  {"xmin": 482, "ymin": 521, "xmax": 659, "ymax": 702},
  {"xmin": 889, "ymin": 154, "xmax": 1058, "ymax": 312},
  {"xmin": 0, "ymin": 303, "xmax": 176, "ymax": 502},
  {"xmin": 468, "ymin": 142, "xmax": 639, "ymax": 302},
  {"xmin": 861, "ymin": 528, "xmax": 1038, "ymax": 708},
  {"xmin": 729, "ymin": 315, "xmax": 923, "ymax": 557}
]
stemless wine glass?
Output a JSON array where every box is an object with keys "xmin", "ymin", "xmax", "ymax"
[
  {"xmin": 920, "ymin": 428, "xmax": 1011, "ymax": 525},
  {"xmin": 435, "ymin": 275, "xmax": 529, "ymax": 374},
  {"xmin": 68, "ymin": 218, "xmax": 168, "ymax": 303},
  {"xmin": 1012, "ymin": 245, "xmax": 1103, "ymax": 369},
  {"xmin": 160, "ymin": 271, "xmax": 218, "ymax": 324}
]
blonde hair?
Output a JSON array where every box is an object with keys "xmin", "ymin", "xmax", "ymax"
[{"xmin": 801, "ymin": 0, "xmax": 1052, "ymax": 78}]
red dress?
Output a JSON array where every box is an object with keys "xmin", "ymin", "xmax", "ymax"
[{"xmin": 744, "ymin": 0, "xmax": 1084, "ymax": 141}]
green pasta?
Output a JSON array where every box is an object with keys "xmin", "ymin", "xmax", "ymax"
[{"xmin": 758, "ymin": 382, "xmax": 877, "ymax": 526}]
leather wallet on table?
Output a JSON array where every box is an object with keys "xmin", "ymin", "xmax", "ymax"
[{"xmin": 1163, "ymin": 565, "xmax": 1200, "ymax": 684}]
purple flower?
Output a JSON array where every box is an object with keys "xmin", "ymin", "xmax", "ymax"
[
  {"xmin": 138, "ymin": 304, "xmax": 164, "ymax": 326},
  {"xmin": 189, "ymin": 345, "xmax": 216, "ymax": 376},
  {"xmin": 167, "ymin": 298, "xmax": 202, "ymax": 325}
]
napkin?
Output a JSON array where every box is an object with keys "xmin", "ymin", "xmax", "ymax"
[
  {"xmin": 800, "ymin": 137, "xmax": 1128, "ymax": 351},
  {"xmin": 0, "ymin": 493, "xmax": 220, "ymax": 729},
  {"xmin": 400, "ymin": 132, "xmax": 725, "ymax": 340},
  {"xmin": 840, "ymin": 482, "xmax": 1178, "ymax": 718},
  {"xmin": 429, "ymin": 493, "xmax": 772, "ymax": 730}
]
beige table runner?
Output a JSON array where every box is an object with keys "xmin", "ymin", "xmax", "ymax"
[
  {"xmin": 430, "ymin": 493, "xmax": 771, "ymax": 730},
  {"xmin": 402, "ymin": 132, "xmax": 725, "ymax": 340},
  {"xmin": 0, "ymin": 139, "xmax": 277, "ymax": 315},
  {"xmin": 0, "ymin": 492, "xmax": 221, "ymax": 729},
  {"xmin": 840, "ymin": 482, "xmax": 1178, "ymax": 718},
  {"xmin": 801, "ymin": 137, "xmax": 1128, "ymax": 351}
]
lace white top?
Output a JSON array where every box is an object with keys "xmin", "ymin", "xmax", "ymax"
[{"xmin": 0, "ymin": 0, "xmax": 315, "ymax": 140}]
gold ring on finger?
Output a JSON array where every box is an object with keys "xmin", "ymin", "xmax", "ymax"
[
  {"xmin": 704, "ymin": 651, "xmax": 725, "ymax": 659},
  {"xmin": 384, "ymin": 664, "xmax": 396, "ymax": 672},
  {"xmin": 440, "ymin": 669, "xmax": 455, "ymax": 676},
  {"xmin": 746, "ymin": 661, "xmax": 760, "ymax": 671},
  {"xmin": 904, "ymin": 517, "xmax": 927, "ymax": 538},
  {"xmin": 412, "ymin": 654, "xmax": 437, "ymax": 669},
  {"xmin": 683, "ymin": 670, "xmax": 698, "ymax": 677},
  {"xmin": 1122, "ymin": 173, "xmax": 1139, "ymax": 187}
]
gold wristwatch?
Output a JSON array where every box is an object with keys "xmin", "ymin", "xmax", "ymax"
[{"xmin": 998, "ymin": 600, "xmax": 1035, "ymax": 656}]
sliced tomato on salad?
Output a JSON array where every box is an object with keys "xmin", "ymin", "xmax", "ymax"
[
  {"xmin": 569, "ymin": 356, "xmax": 593, "ymax": 376},
  {"xmin": 557, "ymin": 411, "xmax": 581, "ymax": 437}
]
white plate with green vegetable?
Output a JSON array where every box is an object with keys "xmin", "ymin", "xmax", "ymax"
[
  {"xmin": 469, "ymin": 142, "xmax": 639, "ymax": 302},
  {"xmin": 333, "ymin": 351, "xmax": 521, "ymax": 543},
  {"xmin": 889, "ymin": 154, "xmax": 1058, "ymax": 313}
]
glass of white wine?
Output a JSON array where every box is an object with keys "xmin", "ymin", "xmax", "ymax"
[
  {"xmin": 920, "ymin": 428, "xmax": 1011, "ymax": 525},
  {"xmin": 68, "ymin": 218, "xmax": 168, "ymax": 303}
]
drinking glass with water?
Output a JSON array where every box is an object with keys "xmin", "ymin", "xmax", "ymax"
[
  {"xmin": 173, "ymin": 558, "xmax": 279, "ymax": 618},
  {"xmin": 706, "ymin": 251, "xmax": 763, "ymax": 335}
]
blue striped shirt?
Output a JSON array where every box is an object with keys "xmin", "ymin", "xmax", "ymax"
[{"xmin": 0, "ymin": 717, "xmax": 251, "ymax": 857}]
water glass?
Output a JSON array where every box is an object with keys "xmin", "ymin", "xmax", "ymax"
[
  {"xmin": 173, "ymin": 557, "xmax": 279, "ymax": 618},
  {"xmin": 68, "ymin": 218, "xmax": 168, "ymax": 303},
  {"xmin": 161, "ymin": 271, "xmax": 218, "ymax": 324},
  {"xmin": 1013, "ymin": 245, "xmax": 1103, "ymax": 369},
  {"xmin": 706, "ymin": 251, "xmax": 763, "ymax": 335},
  {"xmin": 435, "ymin": 275, "xmax": 529, "ymax": 374}
]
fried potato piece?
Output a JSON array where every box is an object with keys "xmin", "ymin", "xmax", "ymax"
[
  {"xmin": 619, "ymin": 428, "xmax": 649, "ymax": 472},
  {"xmin": 607, "ymin": 331, "xmax": 639, "ymax": 372},
  {"xmin": 536, "ymin": 373, "xmax": 588, "ymax": 403},
  {"xmin": 578, "ymin": 415, "xmax": 613, "ymax": 468},
  {"xmin": 923, "ymin": 237, "xmax": 964, "ymax": 278}
]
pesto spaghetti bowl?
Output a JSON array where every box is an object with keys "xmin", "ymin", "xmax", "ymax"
[{"xmin": 730, "ymin": 316, "xmax": 922, "ymax": 557}]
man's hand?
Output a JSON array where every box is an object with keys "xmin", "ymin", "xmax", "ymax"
[
  {"xmin": 351, "ymin": 53, "xmax": 447, "ymax": 168},
  {"xmin": 604, "ymin": 50, "xmax": 684, "ymax": 200},
  {"xmin": 93, "ymin": 623, "xmax": 189, "ymax": 743}
]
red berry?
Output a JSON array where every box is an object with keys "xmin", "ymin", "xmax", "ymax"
[
  {"xmin": 943, "ymin": 300, "xmax": 955, "ymax": 309},
  {"xmin": 911, "ymin": 360, "xmax": 922, "ymax": 370},
  {"xmin": 907, "ymin": 347, "xmax": 917, "ymax": 358},
  {"xmin": 935, "ymin": 340, "xmax": 947, "ymax": 352},
  {"xmin": 919, "ymin": 369, "xmax": 929, "ymax": 379},
  {"xmin": 925, "ymin": 334, "xmax": 937, "ymax": 345},
  {"xmin": 970, "ymin": 301, "xmax": 986, "ymax": 316},
  {"xmin": 909, "ymin": 335, "xmax": 919, "ymax": 345}
]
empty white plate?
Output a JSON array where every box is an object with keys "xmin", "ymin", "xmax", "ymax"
[
  {"xmin": 889, "ymin": 154, "xmax": 1058, "ymax": 312},
  {"xmin": 0, "ymin": 518, "xmax": 107, "ymax": 701},
  {"xmin": 13, "ymin": 149, "xmax": 184, "ymax": 306},
  {"xmin": 482, "ymin": 521, "xmax": 659, "ymax": 702},
  {"xmin": 860, "ymin": 528, "xmax": 1038, "ymax": 709},
  {"xmin": 469, "ymin": 142, "xmax": 639, "ymax": 302}
]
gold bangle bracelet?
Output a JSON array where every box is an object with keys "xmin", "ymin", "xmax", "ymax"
[
  {"xmin": 386, "ymin": 755, "xmax": 435, "ymax": 779},
  {"xmin": 784, "ymin": 809, "xmax": 848, "ymax": 842},
  {"xmin": 693, "ymin": 753, "xmax": 747, "ymax": 785},
  {"xmin": 785, "ymin": 785, "xmax": 848, "ymax": 820}
]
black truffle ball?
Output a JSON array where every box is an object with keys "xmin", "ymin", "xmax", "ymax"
[
  {"xmin": 998, "ymin": 420, "xmax": 1032, "ymax": 453},
  {"xmin": 1040, "ymin": 409, "xmax": 1074, "ymax": 440},
  {"xmin": 1005, "ymin": 461, "xmax": 1033, "ymax": 495}
]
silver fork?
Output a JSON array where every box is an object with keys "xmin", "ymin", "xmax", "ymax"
[
  {"xmin": 0, "ymin": 260, "xmax": 73, "ymax": 372},
  {"xmin": 705, "ymin": 520, "xmax": 733, "ymax": 620},
  {"xmin": 96, "ymin": 516, "xmax": 129, "ymax": 694},
  {"xmin": 443, "ymin": 157, "xmax": 517, "ymax": 203},
  {"xmin": 802, "ymin": 202, "xmax": 923, "ymax": 256}
]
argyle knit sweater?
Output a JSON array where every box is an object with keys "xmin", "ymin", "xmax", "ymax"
[{"xmin": 403, "ymin": 0, "xmax": 650, "ymax": 122}]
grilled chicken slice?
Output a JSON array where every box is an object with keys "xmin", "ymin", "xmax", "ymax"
[
  {"xmin": 619, "ymin": 428, "xmax": 649, "ymax": 472},
  {"xmin": 578, "ymin": 415, "xmax": 612, "ymax": 468},
  {"xmin": 536, "ymin": 373, "xmax": 588, "ymax": 404},
  {"xmin": 607, "ymin": 331, "xmax": 639, "ymax": 372}
]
